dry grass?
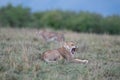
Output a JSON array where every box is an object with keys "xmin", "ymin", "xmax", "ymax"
[{"xmin": 0, "ymin": 28, "xmax": 120, "ymax": 80}]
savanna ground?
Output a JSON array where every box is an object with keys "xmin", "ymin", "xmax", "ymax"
[{"xmin": 0, "ymin": 28, "xmax": 120, "ymax": 80}]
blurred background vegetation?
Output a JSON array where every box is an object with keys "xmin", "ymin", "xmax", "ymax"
[{"xmin": 0, "ymin": 4, "xmax": 120, "ymax": 34}]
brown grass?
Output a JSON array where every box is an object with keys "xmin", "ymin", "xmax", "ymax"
[{"xmin": 0, "ymin": 28, "xmax": 120, "ymax": 80}]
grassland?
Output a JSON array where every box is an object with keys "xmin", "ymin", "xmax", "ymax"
[{"xmin": 0, "ymin": 28, "xmax": 120, "ymax": 80}]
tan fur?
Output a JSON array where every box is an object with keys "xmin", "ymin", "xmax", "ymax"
[{"xmin": 41, "ymin": 41, "xmax": 88, "ymax": 63}]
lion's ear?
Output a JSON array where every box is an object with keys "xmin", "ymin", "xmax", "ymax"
[
  {"xmin": 63, "ymin": 42, "xmax": 67, "ymax": 47},
  {"xmin": 63, "ymin": 42, "xmax": 70, "ymax": 49}
]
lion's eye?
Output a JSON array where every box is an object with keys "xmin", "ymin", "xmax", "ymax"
[{"xmin": 71, "ymin": 44, "xmax": 74, "ymax": 46}]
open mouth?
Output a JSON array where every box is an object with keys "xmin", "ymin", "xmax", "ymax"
[{"xmin": 71, "ymin": 48, "xmax": 76, "ymax": 54}]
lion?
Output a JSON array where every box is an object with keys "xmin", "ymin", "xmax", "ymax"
[
  {"xmin": 41, "ymin": 41, "xmax": 88, "ymax": 63},
  {"xmin": 36, "ymin": 29, "xmax": 65, "ymax": 43}
]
